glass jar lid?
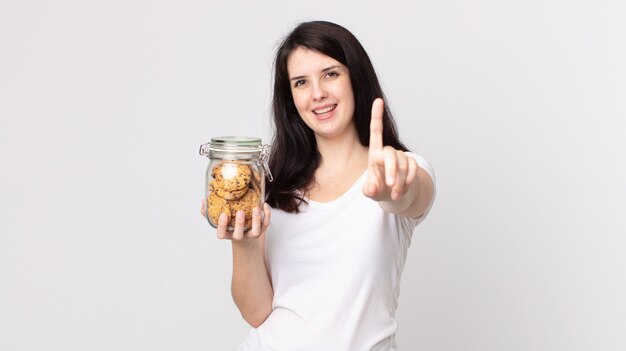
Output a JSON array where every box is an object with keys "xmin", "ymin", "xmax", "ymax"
[
  {"xmin": 199, "ymin": 136, "xmax": 273, "ymax": 181},
  {"xmin": 199, "ymin": 136, "xmax": 261, "ymax": 157},
  {"xmin": 210, "ymin": 136, "xmax": 261, "ymax": 150}
]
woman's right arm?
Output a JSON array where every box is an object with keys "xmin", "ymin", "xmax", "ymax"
[{"xmin": 211, "ymin": 202, "xmax": 274, "ymax": 328}]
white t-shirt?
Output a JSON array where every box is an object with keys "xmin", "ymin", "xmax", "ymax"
[{"xmin": 238, "ymin": 153, "xmax": 435, "ymax": 351}]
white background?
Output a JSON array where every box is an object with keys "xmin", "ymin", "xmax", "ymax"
[{"xmin": 1, "ymin": 0, "xmax": 625, "ymax": 350}]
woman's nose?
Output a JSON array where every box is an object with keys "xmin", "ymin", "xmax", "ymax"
[{"xmin": 311, "ymin": 82, "xmax": 327, "ymax": 101}]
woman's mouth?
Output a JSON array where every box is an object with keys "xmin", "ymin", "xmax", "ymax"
[{"xmin": 312, "ymin": 104, "xmax": 337, "ymax": 116}]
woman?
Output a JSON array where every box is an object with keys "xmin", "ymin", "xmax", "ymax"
[{"xmin": 204, "ymin": 21, "xmax": 435, "ymax": 350}]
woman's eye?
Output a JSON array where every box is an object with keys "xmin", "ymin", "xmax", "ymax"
[
  {"xmin": 325, "ymin": 71, "xmax": 338, "ymax": 78},
  {"xmin": 294, "ymin": 80, "xmax": 306, "ymax": 87}
]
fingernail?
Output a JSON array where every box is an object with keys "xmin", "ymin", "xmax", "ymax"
[
  {"xmin": 236, "ymin": 210, "xmax": 244, "ymax": 220},
  {"xmin": 387, "ymin": 176, "xmax": 394, "ymax": 185}
]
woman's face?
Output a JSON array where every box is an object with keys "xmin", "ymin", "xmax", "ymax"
[{"xmin": 287, "ymin": 47, "xmax": 356, "ymax": 141}]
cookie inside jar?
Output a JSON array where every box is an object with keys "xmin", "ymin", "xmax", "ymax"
[{"xmin": 207, "ymin": 161, "xmax": 263, "ymax": 230}]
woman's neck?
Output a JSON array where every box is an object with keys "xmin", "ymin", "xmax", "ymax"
[{"xmin": 315, "ymin": 131, "xmax": 368, "ymax": 172}]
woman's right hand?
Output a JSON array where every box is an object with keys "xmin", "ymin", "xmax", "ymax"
[{"xmin": 201, "ymin": 199, "xmax": 271, "ymax": 242}]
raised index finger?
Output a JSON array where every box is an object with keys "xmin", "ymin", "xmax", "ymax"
[{"xmin": 369, "ymin": 98, "xmax": 384, "ymax": 153}]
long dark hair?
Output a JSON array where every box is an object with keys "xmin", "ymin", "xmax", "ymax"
[{"xmin": 265, "ymin": 21, "xmax": 409, "ymax": 212}]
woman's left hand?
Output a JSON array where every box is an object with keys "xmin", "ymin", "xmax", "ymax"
[{"xmin": 362, "ymin": 98, "xmax": 419, "ymax": 202}]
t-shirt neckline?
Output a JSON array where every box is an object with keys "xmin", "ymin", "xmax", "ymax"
[{"xmin": 304, "ymin": 170, "xmax": 368, "ymax": 209}]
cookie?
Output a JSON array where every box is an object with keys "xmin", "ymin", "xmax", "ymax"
[
  {"xmin": 249, "ymin": 177, "xmax": 262, "ymax": 197},
  {"xmin": 228, "ymin": 187, "xmax": 261, "ymax": 222},
  {"xmin": 212, "ymin": 162, "xmax": 252, "ymax": 191},
  {"xmin": 251, "ymin": 169, "xmax": 262, "ymax": 185},
  {"xmin": 207, "ymin": 192, "xmax": 231, "ymax": 225},
  {"xmin": 211, "ymin": 180, "xmax": 248, "ymax": 200}
]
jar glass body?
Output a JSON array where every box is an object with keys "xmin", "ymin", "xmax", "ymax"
[{"xmin": 200, "ymin": 137, "xmax": 266, "ymax": 231}]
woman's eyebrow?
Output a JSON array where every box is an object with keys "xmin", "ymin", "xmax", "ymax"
[
  {"xmin": 321, "ymin": 65, "xmax": 342, "ymax": 73},
  {"xmin": 289, "ymin": 75, "xmax": 306, "ymax": 82},
  {"xmin": 290, "ymin": 65, "xmax": 345, "ymax": 81}
]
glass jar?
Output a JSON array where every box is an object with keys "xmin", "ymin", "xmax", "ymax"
[{"xmin": 199, "ymin": 136, "xmax": 272, "ymax": 231}]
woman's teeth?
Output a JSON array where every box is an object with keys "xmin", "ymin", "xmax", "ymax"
[{"xmin": 313, "ymin": 105, "xmax": 336, "ymax": 115}]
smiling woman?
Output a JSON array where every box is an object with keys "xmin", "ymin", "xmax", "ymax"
[{"xmin": 203, "ymin": 20, "xmax": 436, "ymax": 351}]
